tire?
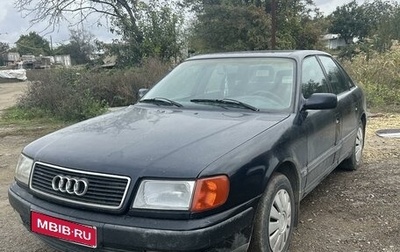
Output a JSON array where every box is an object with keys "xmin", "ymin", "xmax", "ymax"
[
  {"xmin": 248, "ymin": 173, "xmax": 295, "ymax": 252},
  {"xmin": 341, "ymin": 120, "xmax": 365, "ymax": 171}
]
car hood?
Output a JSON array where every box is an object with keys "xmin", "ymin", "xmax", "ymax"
[{"xmin": 24, "ymin": 106, "xmax": 289, "ymax": 179}]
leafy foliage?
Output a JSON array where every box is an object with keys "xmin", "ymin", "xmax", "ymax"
[
  {"xmin": 330, "ymin": 1, "xmax": 400, "ymax": 59},
  {"xmin": 20, "ymin": 69, "xmax": 107, "ymax": 121},
  {"xmin": 81, "ymin": 57, "xmax": 171, "ymax": 107},
  {"xmin": 14, "ymin": 0, "xmax": 327, "ymax": 65},
  {"xmin": 329, "ymin": 0, "xmax": 400, "ymax": 53},
  {"xmin": 364, "ymin": 0, "xmax": 400, "ymax": 52},
  {"xmin": 16, "ymin": 32, "xmax": 51, "ymax": 56},
  {"xmin": 192, "ymin": 4, "xmax": 271, "ymax": 52},
  {"xmin": 17, "ymin": 57, "xmax": 170, "ymax": 121},
  {"xmin": 139, "ymin": 1, "xmax": 186, "ymax": 62},
  {"xmin": 96, "ymin": 1, "xmax": 189, "ymax": 66},
  {"xmin": 328, "ymin": 1, "xmax": 371, "ymax": 44},
  {"xmin": 276, "ymin": 12, "xmax": 326, "ymax": 50},
  {"xmin": 273, "ymin": 0, "xmax": 325, "ymax": 49},
  {"xmin": 190, "ymin": 0, "xmax": 323, "ymax": 52}
]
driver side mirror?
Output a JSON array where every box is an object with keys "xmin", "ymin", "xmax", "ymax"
[{"xmin": 302, "ymin": 93, "xmax": 337, "ymax": 110}]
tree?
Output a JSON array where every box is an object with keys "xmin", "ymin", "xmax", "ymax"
[
  {"xmin": 363, "ymin": 0, "xmax": 400, "ymax": 52},
  {"xmin": 274, "ymin": 0, "xmax": 326, "ymax": 49},
  {"xmin": 191, "ymin": 4, "xmax": 271, "ymax": 52},
  {"xmin": 283, "ymin": 14, "xmax": 327, "ymax": 50},
  {"xmin": 328, "ymin": 1, "xmax": 370, "ymax": 44},
  {"xmin": 139, "ymin": 1, "xmax": 186, "ymax": 62},
  {"xmin": 15, "ymin": 0, "xmax": 144, "ymax": 64},
  {"xmin": 54, "ymin": 29, "xmax": 95, "ymax": 65},
  {"xmin": 188, "ymin": 0, "xmax": 323, "ymax": 52},
  {"xmin": 16, "ymin": 32, "xmax": 51, "ymax": 56},
  {"xmin": 15, "ymin": 0, "xmax": 142, "ymax": 40},
  {"xmin": 94, "ymin": 0, "xmax": 188, "ymax": 66},
  {"xmin": 16, "ymin": 0, "xmax": 191, "ymax": 66}
]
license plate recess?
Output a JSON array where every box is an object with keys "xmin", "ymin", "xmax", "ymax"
[{"xmin": 31, "ymin": 211, "xmax": 97, "ymax": 248}]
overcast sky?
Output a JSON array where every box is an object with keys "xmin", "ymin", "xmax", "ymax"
[
  {"xmin": 0, "ymin": 1, "xmax": 116, "ymax": 47},
  {"xmin": 0, "ymin": 0, "xmax": 376, "ymax": 47}
]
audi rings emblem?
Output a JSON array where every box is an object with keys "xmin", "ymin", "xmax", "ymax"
[{"xmin": 51, "ymin": 175, "xmax": 89, "ymax": 196}]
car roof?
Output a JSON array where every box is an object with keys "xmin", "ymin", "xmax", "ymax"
[{"xmin": 186, "ymin": 50, "xmax": 331, "ymax": 62}]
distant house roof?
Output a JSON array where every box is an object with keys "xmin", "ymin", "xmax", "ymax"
[
  {"xmin": 321, "ymin": 34, "xmax": 340, "ymax": 41},
  {"xmin": 321, "ymin": 34, "xmax": 347, "ymax": 50}
]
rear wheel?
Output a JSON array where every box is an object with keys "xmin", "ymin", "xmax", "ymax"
[
  {"xmin": 248, "ymin": 173, "xmax": 295, "ymax": 252},
  {"xmin": 341, "ymin": 120, "xmax": 364, "ymax": 171}
]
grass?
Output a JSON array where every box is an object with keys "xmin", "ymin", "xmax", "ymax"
[{"xmin": 0, "ymin": 106, "xmax": 69, "ymax": 138}]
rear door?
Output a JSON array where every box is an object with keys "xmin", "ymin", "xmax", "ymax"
[{"xmin": 317, "ymin": 56, "xmax": 359, "ymax": 164}]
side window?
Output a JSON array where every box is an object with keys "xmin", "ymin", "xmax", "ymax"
[
  {"xmin": 301, "ymin": 56, "xmax": 329, "ymax": 99},
  {"xmin": 338, "ymin": 64, "xmax": 356, "ymax": 88},
  {"xmin": 318, "ymin": 56, "xmax": 350, "ymax": 94}
]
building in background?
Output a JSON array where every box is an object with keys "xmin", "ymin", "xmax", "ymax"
[
  {"xmin": 1, "ymin": 52, "xmax": 20, "ymax": 67},
  {"xmin": 1, "ymin": 53, "xmax": 72, "ymax": 69}
]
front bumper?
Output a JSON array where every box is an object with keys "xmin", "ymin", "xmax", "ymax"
[{"xmin": 8, "ymin": 182, "xmax": 254, "ymax": 251}]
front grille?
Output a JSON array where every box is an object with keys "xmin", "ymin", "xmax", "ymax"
[{"xmin": 30, "ymin": 162, "xmax": 131, "ymax": 210}]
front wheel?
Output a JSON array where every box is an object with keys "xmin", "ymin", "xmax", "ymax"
[{"xmin": 248, "ymin": 173, "xmax": 295, "ymax": 252}]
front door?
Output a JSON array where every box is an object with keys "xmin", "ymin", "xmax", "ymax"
[{"xmin": 301, "ymin": 56, "xmax": 338, "ymax": 194}]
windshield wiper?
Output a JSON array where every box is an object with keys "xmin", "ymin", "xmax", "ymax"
[
  {"xmin": 190, "ymin": 98, "xmax": 259, "ymax": 111},
  {"xmin": 140, "ymin": 97, "xmax": 183, "ymax": 108}
]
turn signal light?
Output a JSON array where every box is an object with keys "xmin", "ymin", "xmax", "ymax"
[{"xmin": 191, "ymin": 175, "xmax": 229, "ymax": 212}]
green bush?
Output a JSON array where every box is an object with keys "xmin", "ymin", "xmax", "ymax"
[
  {"xmin": 20, "ymin": 57, "xmax": 171, "ymax": 121},
  {"xmin": 82, "ymin": 57, "xmax": 171, "ymax": 107},
  {"xmin": 342, "ymin": 48, "xmax": 400, "ymax": 112},
  {"xmin": 22, "ymin": 69, "xmax": 107, "ymax": 121}
]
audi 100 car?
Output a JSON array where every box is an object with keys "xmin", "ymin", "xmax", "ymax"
[{"xmin": 9, "ymin": 51, "xmax": 366, "ymax": 252}]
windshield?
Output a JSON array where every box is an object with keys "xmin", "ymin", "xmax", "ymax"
[{"xmin": 141, "ymin": 57, "xmax": 296, "ymax": 112}]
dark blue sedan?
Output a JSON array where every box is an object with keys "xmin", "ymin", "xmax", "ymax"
[{"xmin": 9, "ymin": 50, "xmax": 366, "ymax": 252}]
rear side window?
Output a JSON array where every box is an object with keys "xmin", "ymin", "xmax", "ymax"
[
  {"xmin": 301, "ymin": 56, "xmax": 329, "ymax": 99},
  {"xmin": 318, "ymin": 56, "xmax": 350, "ymax": 95}
]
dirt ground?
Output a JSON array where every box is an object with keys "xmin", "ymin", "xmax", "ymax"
[
  {"xmin": 0, "ymin": 81, "xmax": 27, "ymax": 113},
  {"xmin": 0, "ymin": 81, "xmax": 399, "ymax": 252}
]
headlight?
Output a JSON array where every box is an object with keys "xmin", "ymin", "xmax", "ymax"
[
  {"xmin": 133, "ymin": 180, "xmax": 195, "ymax": 210},
  {"xmin": 15, "ymin": 154, "xmax": 34, "ymax": 185},
  {"xmin": 132, "ymin": 175, "xmax": 230, "ymax": 212}
]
